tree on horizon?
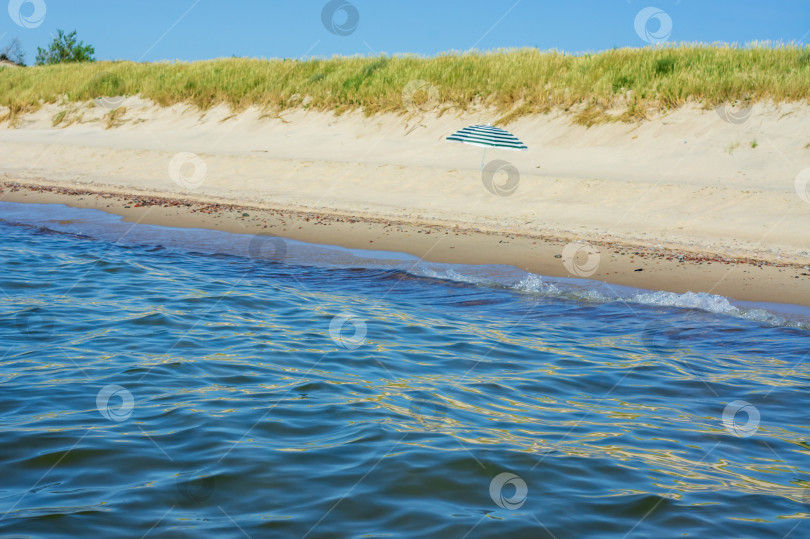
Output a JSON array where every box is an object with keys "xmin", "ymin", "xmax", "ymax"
[{"xmin": 35, "ymin": 30, "xmax": 95, "ymax": 65}]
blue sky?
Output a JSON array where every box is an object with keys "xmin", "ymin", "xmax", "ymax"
[{"xmin": 2, "ymin": 0, "xmax": 809, "ymax": 64}]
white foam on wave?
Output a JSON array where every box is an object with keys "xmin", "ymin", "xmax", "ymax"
[
  {"xmin": 632, "ymin": 290, "xmax": 739, "ymax": 314},
  {"xmin": 408, "ymin": 263, "xmax": 809, "ymax": 328},
  {"xmin": 630, "ymin": 290, "xmax": 792, "ymax": 325},
  {"xmin": 513, "ymin": 274, "xmax": 562, "ymax": 295}
]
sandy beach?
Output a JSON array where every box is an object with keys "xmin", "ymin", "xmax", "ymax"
[{"xmin": 1, "ymin": 98, "xmax": 809, "ymax": 305}]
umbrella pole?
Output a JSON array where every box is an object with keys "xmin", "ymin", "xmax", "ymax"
[{"xmin": 480, "ymin": 148, "xmax": 486, "ymax": 170}]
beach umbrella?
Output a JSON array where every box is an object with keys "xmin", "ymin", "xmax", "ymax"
[{"xmin": 446, "ymin": 124, "xmax": 528, "ymax": 169}]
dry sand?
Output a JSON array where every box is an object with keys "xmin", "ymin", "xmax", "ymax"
[{"xmin": 1, "ymin": 98, "xmax": 809, "ymax": 305}]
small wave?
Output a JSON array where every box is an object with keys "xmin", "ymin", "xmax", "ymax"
[
  {"xmin": 513, "ymin": 273, "xmax": 562, "ymax": 295},
  {"xmin": 632, "ymin": 290, "xmax": 739, "ymax": 313},
  {"xmin": 409, "ymin": 265, "xmax": 809, "ymax": 329},
  {"xmin": 415, "ymin": 266, "xmax": 496, "ymax": 286}
]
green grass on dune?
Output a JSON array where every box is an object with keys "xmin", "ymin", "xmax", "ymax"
[{"xmin": 1, "ymin": 45, "xmax": 809, "ymax": 126}]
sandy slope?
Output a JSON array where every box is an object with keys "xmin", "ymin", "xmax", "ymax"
[{"xmin": 1, "ymin": 98, "xmax": 809, "ymax": 303}]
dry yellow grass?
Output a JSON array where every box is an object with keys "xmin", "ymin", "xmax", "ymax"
[{"xmin": 1, "ymin": 45, "xmax": 809, "ymax": 125}]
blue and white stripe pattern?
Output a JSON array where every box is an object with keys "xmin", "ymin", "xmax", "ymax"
[{"xmin": 446, "ymin": 124, "xmax": 528, "ymax": 151}]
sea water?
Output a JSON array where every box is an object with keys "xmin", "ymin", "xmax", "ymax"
[{"xmin": 1, "ymin": 202, "xmax": 809, "ymax": 538}]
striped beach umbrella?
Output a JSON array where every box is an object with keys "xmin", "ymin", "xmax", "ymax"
[{"xmin": 446, "ymin": 124, "xmax": 528, "ymax": 169}]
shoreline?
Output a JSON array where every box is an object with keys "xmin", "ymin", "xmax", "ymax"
[{"xmin": 3, "ymin": 178, "xmax": 809, "ymax": 307}]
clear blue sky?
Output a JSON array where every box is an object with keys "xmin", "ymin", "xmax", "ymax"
[{"xmin": 3, "ymin": 0, "xmax": 809, "ymax": 64}]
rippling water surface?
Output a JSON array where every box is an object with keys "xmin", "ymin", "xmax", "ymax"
[{"xmin": 1, "ymin": 202, "xmax": 809, "ymax": 538}]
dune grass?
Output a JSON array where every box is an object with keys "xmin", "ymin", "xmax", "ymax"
[{"xmin": 1, "ymin": 45, "xmax": 809, "ymax": 126}]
